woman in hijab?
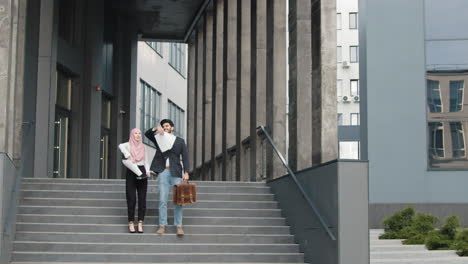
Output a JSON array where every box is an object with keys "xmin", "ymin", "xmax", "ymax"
[{"xmin": 119, "ymin": 128, "xmax": 149, "ymax": 233}]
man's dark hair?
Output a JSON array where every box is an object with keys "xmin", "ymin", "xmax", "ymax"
[{"xmin": 160, "ymin": 119, "xmax": 174, "ymax": 127}]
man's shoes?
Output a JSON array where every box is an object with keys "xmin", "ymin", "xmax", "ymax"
[
  {"xmin": 155, "ymin": 226, "xmax": 165, "ymax": 234},
  {"xmin": 176, "ymin": 226, "xmax": 185, "ymax": 236}
]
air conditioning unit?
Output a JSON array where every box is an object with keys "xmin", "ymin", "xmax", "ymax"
[
  {"xmin": 342, "ymin": 61, "xmax": 350, "ymax": 68},
  {"xmin": 342, "ymin": 96, "xmax": 349, "ymax": 102},
  {"xmin": 353, "ymin": 96, "xmax": 360, "ymax": 102}
]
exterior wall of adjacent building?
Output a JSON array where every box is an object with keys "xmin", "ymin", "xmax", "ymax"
[
  {"xmin": 361, "ymin": 0, "xmax": 468, "ymax": 227},
  {"xmin": 337, "ymin": 0, "xmax": 360, "ymax": 159},
  {"xmin": 135, "ymin": 41, "xmax": 188, "ymax": 165}
]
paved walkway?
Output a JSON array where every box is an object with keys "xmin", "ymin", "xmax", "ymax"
[{"xmin": 370, "ymin": 229, "xmax": 468, "ymax": 264}]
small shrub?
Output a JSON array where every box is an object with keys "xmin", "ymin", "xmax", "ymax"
[
  {"xmin": 380, "ymin": 206, "xmax": 415, "ymax": 239},
  {"xmin": 425, "ymin": 230, "xmax": 452, "ymax": 250},
  {"xmin": 401, "ymin": 213, "xmax": 439, "ymax": 244},
  {"xmin": 440, "ymin": 215, "xmax": 461, "ymax": 240},
  {"xmin": 454, "ymin": 229, "xmax": 468, "ymax": 256}
]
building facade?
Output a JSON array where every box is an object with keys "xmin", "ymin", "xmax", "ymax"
[
  {"xmin": 136, "ymin": 41, "xmax": 188, "ymax": 164},
  {"xmin": 361, "ymin": 0, "xmax": 468, "ymax": 226},
  {"xmin": 337, "ymin": 0, "xmax": 360, "ymax": 159}
]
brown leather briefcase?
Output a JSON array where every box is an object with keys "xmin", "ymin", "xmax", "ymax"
[{"xmin": 173, "ymin": 181, "xmax": 197, "ymax": 205}]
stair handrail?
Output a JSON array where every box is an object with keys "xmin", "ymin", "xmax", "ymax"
[{"xmin": 257, "ymin": 125, "xmax": 337, "ymax": 241}]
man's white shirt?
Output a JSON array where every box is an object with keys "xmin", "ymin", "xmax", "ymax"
[{"xmin": 154, "ymin": 131, "xmax": 176, "ymax": 167}]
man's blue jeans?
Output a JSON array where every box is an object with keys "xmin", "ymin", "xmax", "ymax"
[{"xmin": 158, "ymin": 169, "xmax": 183, "ymax": 226}]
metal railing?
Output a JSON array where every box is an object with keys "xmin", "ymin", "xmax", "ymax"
[{"xmin": 257, "ymin": 125, "xmax": 337, "ymax": 241}]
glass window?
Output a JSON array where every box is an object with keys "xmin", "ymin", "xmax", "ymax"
[
  {"xmin": 169, "ymin": 43, "xmax": 187, "ymax": 76},
  {"xmin": 337, "ymin": 46, "xmax": 342, "ymax": 63},
  {"xmin": 350, "ymin": 113, "xmax": 360, "ymax": 126},
  {"xmin": 337, "ymin": 113, "xmax": 343, "ymax": 126},
  {"xmin": 140, "ymin": 80, "xmax": 161, "ymax": 145},
  {"xmin": 450, "ymin": 122, "xmax": 465, "ymax": 158},
  {"xmin": 350, "ymin": 79, "xmax": 359, "ymax": 96},
  {"xmin": 349, "ymin": 12, "xmax": 358, "ymax": 29},
  {"xmin": 449, "ymin": 80, "xmax": 464, "ymax": 112},
  {"xmin": 429, "ymin": 122, "xmax": 445, "ymax": 158},
  {"xmin": 339, "ymin": 141, "xmax": 360, "ymax": 159},
  {"xmin": 168, "ymin": 100, "xmax": 185, "ymax": 138},
  {"xmin": 425, "ymin": 1, "xmax": 468, "ymax": 169},
  {"xmin": 427, "ymin": 80, "xmax": 442, "ymax": 113},
  {"xmin": 146, "ymin": 41, "xmax": 163, "ymax": 56},
  {"xmin": 337, "ymin": 79, "xmax": 343, "ymax": 97},
  {"xmin": 350, "ymin": 46, "xmax": 359, "ymax": 63},
  {"xmin": 337, "ymin": 13, "xmax": 342, "ymax": 30},
  {"xmin": 56, "ymin": 71, "xmax": 72, "ymax": 110}
]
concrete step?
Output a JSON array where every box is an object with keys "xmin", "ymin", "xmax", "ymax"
[
  {"xmin": 17, "ymin": 215, "xmax": 286, "ymax": 226},
  {"xmin": 371, "ymin": 239, "xmax": 405, "ymax": 246},
  {"xmin": 22, "ymin": 178, "xmax": 268, "ymax": 187},
  {"xmin": 370, "ymin": 257, "xmax": 467, "ymax": 264},
  {"xmin": 21, "ymin": 191, "xmax": 275, "ymax": 202},
  {"xmin": 18, "ymin": 206, "xmax": 283, "ymax": 217},
  {"xmin": 15, "ymin": 232, "xmax": 296, "ymax": 244},
  {"xmin": 12, "ymin": 263, "xmax": 304, "ymax": 264},
  {"xmin": 21, "ymin": 183, "xmax": 272, "ymax": 194},
  {"xmin": 16, "ymin": 223, "xmax": 291, "ymax": 235},
  {"xmin": 20, "ymin": 197, "xmax": 277, "ymax": 209},
  {"xmin": 371, "ymin": 250, "xmax": 459, "ymax": 259},
  {"xmin": 370, "ymin": 244, "xmax": 427, "ymax": 252},
  {"xmin": 15, "ymin": 179, "xmax": 303, "ymax": 263},
  {"xmin": 11, "ymin": 252, "xmax": 305, "ymax": 263},
  {"xmin": 13, "ymin": 241, "xmax": 300, "ymax": 254}
]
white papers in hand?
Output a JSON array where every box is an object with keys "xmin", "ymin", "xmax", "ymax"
[
  {"xmin": 155, "ymin": 132, "xmax": 176, "ymax": 152},
  {"xmin": 122, "ymin": 159, "xmax": 143, "ymax": 176}
]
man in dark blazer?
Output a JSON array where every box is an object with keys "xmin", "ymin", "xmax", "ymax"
[{"xmin": 145, "ymin": 119, "xmax": 190, "ymax": 236}]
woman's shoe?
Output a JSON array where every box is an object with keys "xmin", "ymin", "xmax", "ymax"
[
  {"xmin": 137, "ymin": 221, "xmax": 144, "ymax": 233},
  {"xmin": 128, "ymin": 221, "xmax": 136, "ymax": 233}
]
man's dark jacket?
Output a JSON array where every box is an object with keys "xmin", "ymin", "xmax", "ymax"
[{"xmin": 145, "ymin": 128, "xmax": 190, "ymax": 178}]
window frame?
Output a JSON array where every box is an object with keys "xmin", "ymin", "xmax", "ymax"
[
  {"xmin": 350, "ymin": 46, "xmax": 359, "ymax": 63},
  {"xmin": 350, "ymin": 113, "xmax": 360, "ymax": 126},
  {"xmin": 349, "ymin": 12, "xmax": 358, "ymax": 29}
]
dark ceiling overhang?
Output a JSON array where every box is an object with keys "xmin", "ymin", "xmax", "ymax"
[{"xmin": 132, "ymin": 0, "xmax": 211, "ymax": 43}]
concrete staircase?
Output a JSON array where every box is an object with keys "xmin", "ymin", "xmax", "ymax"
[
  {"xmin": 370, "ymin": 229, "xmax": 466, "ymax": 264},
  {"xmin": 11, "ymin": 178, "xmax": 305, "ymax": 263}
]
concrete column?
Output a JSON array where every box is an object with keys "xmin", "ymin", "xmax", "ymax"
[
  {"xmin": 214, "ymin": 0, "xmax": 224, "ymax": 171},
  {"xmin": 84, "ymin": 0, "xmax": 104, "ymax": 179},
  {"xmin": 112, "ymin": 15, "xmax": 134, "ymax": 179},
  {"xmin": 214, "ymin": 0, "xmax": 223, "ymax": 159},
  {"xmin": 0, "ymin": 0, "xmax": 26, "ymax": 163},
  {"xmin": 33, "ymin": 0, "xmax": 58, "ymax": 178},
  {"xmin": 319, "ymin": 0, "xmax": 338, "ymax": 163},
  {"xmin": 289, "ymin": 0, "xmax": 313, "ymax": 171},
  {"xmin": 204, "ymin": 13, "xmax": 214, "ymax": 180},
  {"xmin": 255, "ymin": 0, "xmax": 267, "ymax": 181},
  {"xmin": 196, "ymin": 25, "xmax": 204, "ymax": 172},
  {"xmin": 187, "ymin": 36, "xmax": 196, "ymax": 174},
  {"xmin": 239, "ymin": 0, "xmax": 251, "ymax": 181},
  {"xmin": 249, "ymin": 0, "xmax": 258, "ymax": 182},
  {"xmin": 209, "ymin": 0, "xmax": 218, "ymax": 181},
  {"xmin": 221, "ymin": 0, "xmax": 228, "ymax": 181},
  {"xmin": 225, "ymin": 0, "xmax": 237, "ymax": 181},
  {"xmin": 271, "ymin": 0, "xmax": 288, "ymax": 178}
]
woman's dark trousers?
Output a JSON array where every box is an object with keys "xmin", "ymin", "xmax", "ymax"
[{"xmin": 126, "ymin": 166, "xmax": 148, "ymax": 222}]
